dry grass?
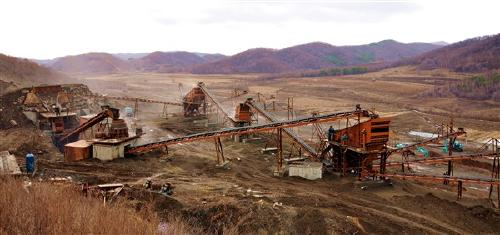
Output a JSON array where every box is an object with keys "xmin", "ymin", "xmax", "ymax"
[{"xmin": 0, "ymin": 177, "xmax": 198, "ymax": 235}]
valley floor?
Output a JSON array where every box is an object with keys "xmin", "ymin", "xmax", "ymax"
[{"xmin": 1, "ymin": 69, "xmax": 499, "ymax": 234}]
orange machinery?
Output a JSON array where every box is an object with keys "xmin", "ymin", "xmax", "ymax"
[
  {"xmin": 333, "ymin": 117, "xmax": 390, "ymax": 151},
  {"xmin": 321, "ymin": 115, "xmax": 391, "ymax": 173},
  {"xmin": 234, "ymin": 103, "xmax": 252, "ymax": 125},
  {"xmin": 183, "ymin": 85, "xmax": 206, "ymax": 117}
]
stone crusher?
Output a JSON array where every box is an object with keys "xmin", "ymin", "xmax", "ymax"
[
  {"xmin": 182, "ymin": 83, "xmax": 207, "ymax": 117},
  {"xmin": 182, "ymin": 82, "xmax": 240, "ymax": 126},
  {"xmin": 320, "ymin": 115, "xmax": 391, "ymax": 175},
  {"xmin": 58, "ymin": 106, "xmax": 128, "ymax": 146}
]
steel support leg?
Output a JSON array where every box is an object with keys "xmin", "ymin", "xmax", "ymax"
[
  {"xmin": 276, "ymin": 128, "xmax": 283, "ymax": 173},
  {"xmin": 214, "ymin": 137, "xmax": 225, "ymax": 165},
  {"xmin": 134, "ymin": 99, "xmax": 139, "ymax": 118},
  {"xmin": 342, "ymin": 148, "xmax": 348, "ymax": 176},
  {"xmin": 162, "ymin": 104, "xmax": 168, "ymax": 118},
  {"xmin": 489, "ymin": 140, "xmax": 499, "ymax": 207},
  {"xmin": 457, "ymin": 180, "xmax": 463, "ymax": 200},
  {"xmin": 380, "ymin": 153, "xmax": 387, "ymax": 180},
  {"xmin": 444, "ymin": 161, "xmax": 453, "ymax": 185}
]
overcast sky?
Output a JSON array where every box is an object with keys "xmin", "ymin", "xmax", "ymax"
[{"xmin": 0, "ymin": 0, "xmax": 498, "ymax": 59}]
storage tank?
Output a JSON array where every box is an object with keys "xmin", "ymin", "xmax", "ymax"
[{"xmin": 25, "ymin": 153, "xmax": 35, "ymax": 173}]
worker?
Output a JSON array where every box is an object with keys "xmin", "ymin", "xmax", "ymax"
[
  {"xmin": 327, "ymin": 126, "xmax": 335, "ymax": 141},
  {"xmin": 54, "ymin": 106, "xmax": 60, "ymax": 116},
  {"xmin": 25, "ymin": 152, "xmax": 35, "ymax": 174}
]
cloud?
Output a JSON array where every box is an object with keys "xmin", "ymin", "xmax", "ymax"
[
  {"xmin": 0, "ymin": 0, "xmax": 498, "ymax": 59},
  {"xmin": 153, "ymin": 0, "xmax": 419, "ymax": 26}
]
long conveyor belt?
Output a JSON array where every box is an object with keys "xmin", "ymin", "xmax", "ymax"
[
  {"xmin": 89, "ymin": 94, "xmax": 182, "ymax": 106},
  {"xmin": 374, "ymin": 152, "xmax": 500, "ymax": 168},
  {"xmin": 126, "ymin": 109, "xmax": 366, "ymax": 154}
]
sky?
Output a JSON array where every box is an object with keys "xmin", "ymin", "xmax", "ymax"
[{"xmin": 0, "ymin": 0, "xmax": 498, "ymax": 59}]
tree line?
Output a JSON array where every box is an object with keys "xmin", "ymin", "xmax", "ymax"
[
  {"xmin": 424, "ymin": 73, "xmax": 500, "ymax": 101},
  {"xmin": 302, "ymin": 66, "xmax": 369, "ymax": 77}
]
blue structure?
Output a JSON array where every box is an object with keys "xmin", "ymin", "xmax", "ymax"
[
  {"xmin": 395, "ymin": 143, "xmax": 407, "ymax": 149},
  {"xmin": 25, "ymin": 153, "xmax": 35, "ymax": 173},
  {"xmin": 442, "ymin": 140, "xmax": 464, "ymax": 153},
  {"xmin": 416, "ymin": 146, "xmax": 429, "ymax": 158}
]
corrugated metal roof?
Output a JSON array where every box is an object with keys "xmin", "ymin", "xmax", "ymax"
[
  {"xmin": 39, "ymin": 112, "xmax": 77, "ymax": 118},
  {"xmin": 64, "ymin": 140, "xmax": 91, "ymax": 148}
]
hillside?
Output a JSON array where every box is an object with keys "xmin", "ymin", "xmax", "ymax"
[
  {"xmin": 191, "ymin": 40, "xmax": 442, "ymax": 74},
  {"xmin": 0, "ymin": 53, "xmax": 69, "ymax": 93},
  {"xmin": 50, "ymin": 53, "xmax": 133, "ymax": 75},
  {"xmin": 112, "ymin": 53, "xmax": 149, "ymax": 60},
  {"xmin": 423, "ymin": 72, "xmax": 500, "ymax": 101},
  {"xmin": 40, "ymin": 51, "xmax": 226, "ymax": 74},
  {"xmin": 400, "ymin": 33, "xmax": 500, "ymax": 72},
  {"xmin": 132, "ymin": 51, "xmax": 226, "ymax": 72}
]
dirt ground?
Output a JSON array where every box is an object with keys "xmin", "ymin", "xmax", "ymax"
[{"xmin": 2, "ymin": 68, "xmax": 500, "ymax": 234}]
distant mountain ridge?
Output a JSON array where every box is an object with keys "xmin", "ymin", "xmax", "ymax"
[
  {"xmin": 113, "ymin": 53, "xmax": 149, "ymax": 60},
  {"xmin": 50, "ymin": 53, "xmax": 133, "ymax": 75},
  {"xmin": 191, "ymin": 40, "xmax": 442, "ymax": 74},
  {"xmin": 37, "ymin": 51, "xmax": 227, "ymax": 75},
  {"xmin": 132, "ymin": 51, "xmax": 226, "ymax": 72},
  {"xmin": 32, "ymin": 39, "xmax": 442, "ymax": 75},
  {"xmin": 398, "ymin": 33, "xmax": 500, "ymax": 72}
]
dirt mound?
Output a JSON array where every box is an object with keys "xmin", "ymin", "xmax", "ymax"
[
  {"xmin": 0, "ymin": 79, "xmax": 18, "ymax": 96},
  {"xmin": 180, "ymin": 201, "xmax": 282, "ymax": 234},
  {"xmin": 182, "ymin": 203, "xmax": 244, "ymax": 233},
  {"xmin": 0, "ymin": 127, "xmax": 62, "ymax": 161},
  {"xmin": 0, "ymin": 89, "xmax": 32, "ymax": 129},
  {"xmin": 122, "ymin": 187, "xmax": 184, "ymax": 215},
  {"xmin": 393, "ymin": 193, "xmax": 500, "ymax": 234},
  {"xmin": 294, "ymin": 208, "xmax": 327, "ymax": 235}
]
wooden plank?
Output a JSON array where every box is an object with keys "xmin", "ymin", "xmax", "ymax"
[{"xmin": 0, "ymin": 151, "xmax": 21, "ymax": 175}]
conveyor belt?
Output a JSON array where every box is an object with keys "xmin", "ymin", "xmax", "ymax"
[
  {"xmin": 198, "ymin": 83, "xmax": 236, "ymax": 124},
  {"xmin": 375, "ymin": 152, "xmax": 500, "ymax": 167},
  {"xmin": 376, "ymin": 173, "xmax": 500, "ymax": 185},
  {"xmin": 126, "ymin": 109, "xmax": 365, "ymax": 154},
  {"xmin": 90, "ymin": 94, "xmax": 182, "ymax": 106},
  {"xmin": 59, "ymin": 109, "xmax": 113, "ymax": 143},
  {"xmin": 246, "ymin": 100, "xmax": 319, "ymax": 157},
  {"xmin": 387, "ymin": 130, "xmax": 466, "ymax": 155}
]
